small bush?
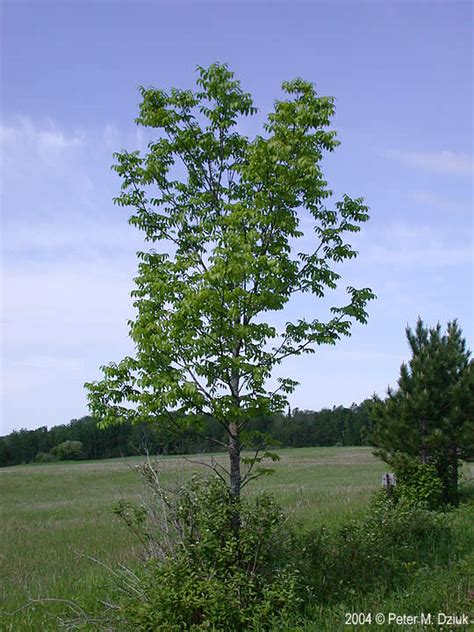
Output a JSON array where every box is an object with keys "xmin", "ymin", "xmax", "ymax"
[
  {"xmin": 49, "ymin": 440, "xmax": 83, "ymax": 461},
  {"xmin": 296, "ymin": 493, "xmax": 454, "ymax": 605},
  {"xmin": 35, "ymin": 451, "xmax": 56, "ymax": 463},
  {"xmin": 391, "ymin": 454, "xmax": 444, "ymax": 509},
  {"xmin": 110, "ymin": 472, "xmax": 301, "ymax": 631},
  {"xmin": 101, "ymin": 464, "xmax": 456, "ymax": 630}
]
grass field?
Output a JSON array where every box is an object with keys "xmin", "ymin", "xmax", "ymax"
[{"xmin": 1, "ymin": 447, "xmax": 472, "ymax": 630}]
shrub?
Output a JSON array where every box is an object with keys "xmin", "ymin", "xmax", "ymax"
[
  {"xmin": 390, "ymin": 454, "xmax": 444, "ymax": 509},
  {"xmin": 35, "ymin": 451, "xmax": 56, "ymax": 463},
  {"xmin": 100, "ymin": 464, "xmax": 456, "ymax": 630},
  {"xmin": 296, "ymin": 493, "xmax": 454, "ymax": 605},
  {"xmin": 49, "ymin": 440, "xmax": 83, "ymax": 461},
  {"xmin": 110, "ymin": 470, "xmax": 301, "ymax": 631}
]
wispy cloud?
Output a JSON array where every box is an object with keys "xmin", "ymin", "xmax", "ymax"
[
  {"xmin": 0, "ymin": 118, "xmax": 83, "ymax": 147},
  {"xmin": 1, "ymin": 258, "xmax": 137, "ymax": 433},
  {"xmin": 2, "ymin": 214, "xmax": 143, "ymax": 261},
  {"xmin": 363, "ymin": 223, "xmax": 472, "ymax": 267},
  {"xmin": 367, "ymin": 243, "xmax": 472, "ymax": 267},
  {"xmin": 1, "ymin": 117, "xmax": 147, "ymax": 261},
  {"xmin": 385, "ymin": 149, "xmax": 473, "ymax": 176},
  {"xmin": 0, "ymin": 117, "xmax": 84, "ymax": 165},
  {"xmin": 0, "ymin": 118, "xmax": 145, "ymax": 433},
  {"xmin": 412, "ymin": 191, "xmax": 471, "ymax": 214}
]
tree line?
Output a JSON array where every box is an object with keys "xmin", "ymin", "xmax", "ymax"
[{"xmin": 0, "ymin": 400, "xmax": 373, "ymax": 468}]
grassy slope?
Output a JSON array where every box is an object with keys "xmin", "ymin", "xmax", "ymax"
[{"xmin": 0, "ymin": 447, "xmax": 472, "ymax": 630}]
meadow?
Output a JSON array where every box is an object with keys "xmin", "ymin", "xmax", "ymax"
[{"xmin": 1, "ymin": 447, "xmax": 472, "ymax": 631}]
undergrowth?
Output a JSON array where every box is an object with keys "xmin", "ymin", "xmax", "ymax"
[{"xmin": 87, "ymin": 463, "xmax": 471, "ymax": 631}]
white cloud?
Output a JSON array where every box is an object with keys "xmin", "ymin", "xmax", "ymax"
[
  {"xmin": 412, "ymin": 191, "xmax": 471, "ymax": 214},
  {"xmin": 385, "ymin": 149, "xmax": 473, "ymax": 176},
  {"xmin": 0, "ymin": 117, "xmax": 84, "ymax": 168},
  {"xmin": 0, "ymin": 117, "xmax": 83, "ymax": 148},
  {"xmin": 0, "ymin": 118, "xmax": 146, "ymax": 433},
  {"xmin": 1, "ymin": 258, "xmax": 137, "ymax": 433},
  {"xmin": 2, "ymin": 260, "xmax": 136, "ymax": 348},
  {"xmin": 367, "ymin": 243, "xmax": 472, "ymax": 267},
  {"xmin": 1, "ymin": 116, "xmax": 147, "ymax": 258},
  {"xmin": 362, "ymin": 223, "xmax": 472, "ymax": 267},
  {"xmin": 3, "ymin": 214, "xmax": 143, "ymax": 259}
]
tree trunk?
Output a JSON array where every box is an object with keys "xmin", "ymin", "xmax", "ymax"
[
  {"xmin": 228, "ymin": 422, "xmax": 241, "ymax": 498},
  {"xmin": 229, "ymin": 329, "xmax": 242, "ymax": 498},
  {"xmin": 229, "ymin": 423, "xmax": 241, "ymax": 498},
  {"xmin": 420, "ymin": 418, "xmax": 428, "ymax": 464},
  {"xmin": 449, "ymin": 447, "xmax": 459, "ymax": 506},
  {"xmin": 228, "ymin": 422, "xmax": 241, "ymax": 535}
]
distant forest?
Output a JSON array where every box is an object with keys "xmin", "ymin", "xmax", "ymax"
[{"xmin": 0, "ymin": 400, "xmax": 374, "ymax": 468}]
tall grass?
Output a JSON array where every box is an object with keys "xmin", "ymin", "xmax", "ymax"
[{"xmin": 0, "ymin": 448, "xmax": 472, "ymax": 630}]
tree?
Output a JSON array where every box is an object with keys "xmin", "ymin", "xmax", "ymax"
[
  {"xmin": 371, "ymin": 318, "xmax": 474, "ymax": 505},
  {"xmin": 0, "ymin": 438, "xmax": 10, "ymax": 467},
  {"xmin": 50, "ymin": 440, "xmax": 84, "ymax": 461},
  {"xmin": 85, "ymin": 63, "xmax": 374, "ymax": 497}
]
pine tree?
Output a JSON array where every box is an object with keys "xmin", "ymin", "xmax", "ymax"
[{"xmin": 372, "ymin": 318, "xmax": 474, "ymax": 505}]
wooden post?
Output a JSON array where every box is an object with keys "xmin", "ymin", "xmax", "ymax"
[{"xmin": 382, "ymin": 472, "xmax": 397, "ymax": 497}]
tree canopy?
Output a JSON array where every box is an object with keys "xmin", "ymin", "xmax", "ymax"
[
  {"xmin": 0, "ymin": 402, "xmax": 375, "ymax": 468},
  {"xmin": 85, "ymin": 63, "xmax": 374, "ymax": 496}
]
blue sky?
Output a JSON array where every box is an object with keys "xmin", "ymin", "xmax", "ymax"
[{"xmin": 1, "ymin": 1, "xmax": 472, "ymax": 435}]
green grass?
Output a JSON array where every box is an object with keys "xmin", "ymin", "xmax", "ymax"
[
  {"xmin": 0, "ymin": 447, "xmax": 472, "ymax": 630},
  {"xmin": 291, "ymin": 501, "xmax": 474, "ymax": 631}
]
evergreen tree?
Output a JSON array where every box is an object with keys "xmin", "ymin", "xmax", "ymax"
[{"xmin": 371, "ymin": 318, "xmax": 474, "ymax": 505}]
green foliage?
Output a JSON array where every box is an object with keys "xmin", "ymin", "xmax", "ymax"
[
  {"xmin": 0, "ymin": 403, "xmax": 376, "ymax": 468},
  {"xmin": 50, "ymin": 440, "xmax": 83, "ymax": 461},
  {"xmin": 85, "ymin": 62, "xmax": 374, "ymax": 495},
  {"xmin": 390, "ymin": 453, "xmax": 444, "ymax": 510},
  {"xmin": 116, "ymin": 560, "xmax": 299, "ymax": 631},
  {"xmin": 109, "ymin": 473, "xmax": 457, "ymax": 630},
  {"xmin": 1, "ymin": 448, "xmax": 471, "ymax": 631},
  {"xmin": 371, "ymin": 318, "xmax": 474, "ymax": 506},
  {"xmin": 296, "ymin": 493, "xmax": 454, "ymax": 606},
  {"xmin": 111, "ymin": 475, "xmax": 300, "ymax": 630},
  {"xmin": 35, "ymin": 451, "xmax": 56, "ymax": 463},
  {"xmin": 0, "ymin": 438, "xmax": 11, "ymax": 467}
]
